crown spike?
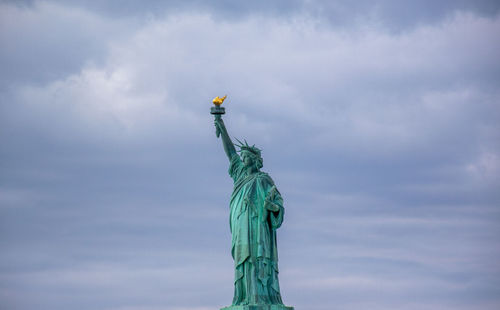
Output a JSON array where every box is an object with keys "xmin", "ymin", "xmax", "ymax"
[{"xmin": 234, "ymin": 137, "xmax": 244, "ymax": 147}]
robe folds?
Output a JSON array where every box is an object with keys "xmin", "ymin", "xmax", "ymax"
[{"xmin": 228, "ymin": 154, "xmax": 284, "ymax": 305}]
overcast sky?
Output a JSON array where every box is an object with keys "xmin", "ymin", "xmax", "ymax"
[{"xmin": 1, "ymin": 1, "xmax": 499, "ymax": 310}]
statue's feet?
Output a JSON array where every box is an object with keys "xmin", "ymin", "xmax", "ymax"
[{"xmin": 220, "ymin": 305, "xmax": 294, "ymax": 310}]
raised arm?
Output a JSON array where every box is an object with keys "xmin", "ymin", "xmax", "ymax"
[{"xmin": 214, "ymin": 115, "xmax": 237, "ymax": 160}]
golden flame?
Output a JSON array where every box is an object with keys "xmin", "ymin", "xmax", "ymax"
[{"xmin": 213, "ymin": 95, "xmax": 227, "ymax": 106}]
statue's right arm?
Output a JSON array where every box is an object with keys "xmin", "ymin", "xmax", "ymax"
[{"xmin": 214, "ymin": 116, "xmax": 237, "ymax": 160}]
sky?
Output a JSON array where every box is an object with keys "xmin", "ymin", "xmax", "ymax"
[{"xmin": 0, "ymin": 1, "xmax": 499, "ymax": 309}]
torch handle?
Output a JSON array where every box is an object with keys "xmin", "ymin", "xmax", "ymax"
[{"xmin": 214, "ymin": 114, "xmax": 222, "ymax": 138}]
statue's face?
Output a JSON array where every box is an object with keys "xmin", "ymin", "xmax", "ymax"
[{"xmin": 241, "ymin": 151, "xmax": 255, "ymax": 168}]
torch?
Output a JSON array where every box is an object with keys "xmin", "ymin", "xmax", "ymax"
[{"xmin": 211, "ymin": 95, "xmax": 227, "ymax": 138}]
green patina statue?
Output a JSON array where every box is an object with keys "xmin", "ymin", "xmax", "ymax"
[{"xmin": 212, "ymin": 97, "xmax": 294, "ymax": 310}]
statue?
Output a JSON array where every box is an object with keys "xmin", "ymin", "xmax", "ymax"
[{"xmin": 212, "ymin": 96, "xmax": 294, "ymax": 310}]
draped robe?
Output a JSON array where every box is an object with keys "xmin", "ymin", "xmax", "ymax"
[{"xmin": 228, "ymin": 154, "xmax": 284, "ymax": 305}]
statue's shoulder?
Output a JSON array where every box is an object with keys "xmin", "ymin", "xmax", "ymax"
[
  {"xmin": 256, "ymin": 170, "xmax": 270, "ymax": 177},
  {"xmin": 256, "ymin": 171, "xmax": 274, "ymax": 184}
]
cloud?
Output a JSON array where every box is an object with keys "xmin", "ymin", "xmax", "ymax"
[
  {"xmin": 6, "ymin": 0, "xmax": 500, "ymax": 31},
  {"xmin": 1, "ymin": 2, "xmax": 499, "ymax": 310},
  {"xmin": 0, "ymin": 1, "xmax": 136, "ymax": 90}
]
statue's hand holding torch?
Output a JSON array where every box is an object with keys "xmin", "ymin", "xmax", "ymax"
[
  {"xmin": 214, "ymin": 116, "xmax": 222, "ymax": 138},
  {"xmin": 211, "ymin": 95, "xmax": 227, "ymax": 138}
]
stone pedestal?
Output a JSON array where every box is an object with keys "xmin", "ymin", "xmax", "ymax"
[{"xmin": 221, "ymin": 305, "xmax": 294, "ymax": 310}]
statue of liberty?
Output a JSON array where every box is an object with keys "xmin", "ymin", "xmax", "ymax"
[{"xmin": 211, "ymin": 96, "xmax": 294, "ymax": 310}]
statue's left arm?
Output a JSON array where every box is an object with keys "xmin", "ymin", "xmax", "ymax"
[
  {"xmin": 264, "ymin": 185, "xmax": 281, "ymax": 211},
  {"xmin": 264, "ymin": 185, "xmax": 284, "ymax": 229}
]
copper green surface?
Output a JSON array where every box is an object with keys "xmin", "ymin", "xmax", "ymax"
[
  {"xmin": 213, "ymin": 108, "xmax": 294, "ymax": 310},
  {"xmin": 221, "ymin": 305, "xmax": 294, "ymax": 310}
]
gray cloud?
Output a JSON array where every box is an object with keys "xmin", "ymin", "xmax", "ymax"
[
  {"xmin": 1, "ymin": 1, "xmax": 499, "ymax": 310},
  {"xmin": 4, "ymin": 0, "xmax": 500, "ymax": 30},
  {"xmin": 0, "ymin": 1, "xmax": 143, "ymax": 91}
]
